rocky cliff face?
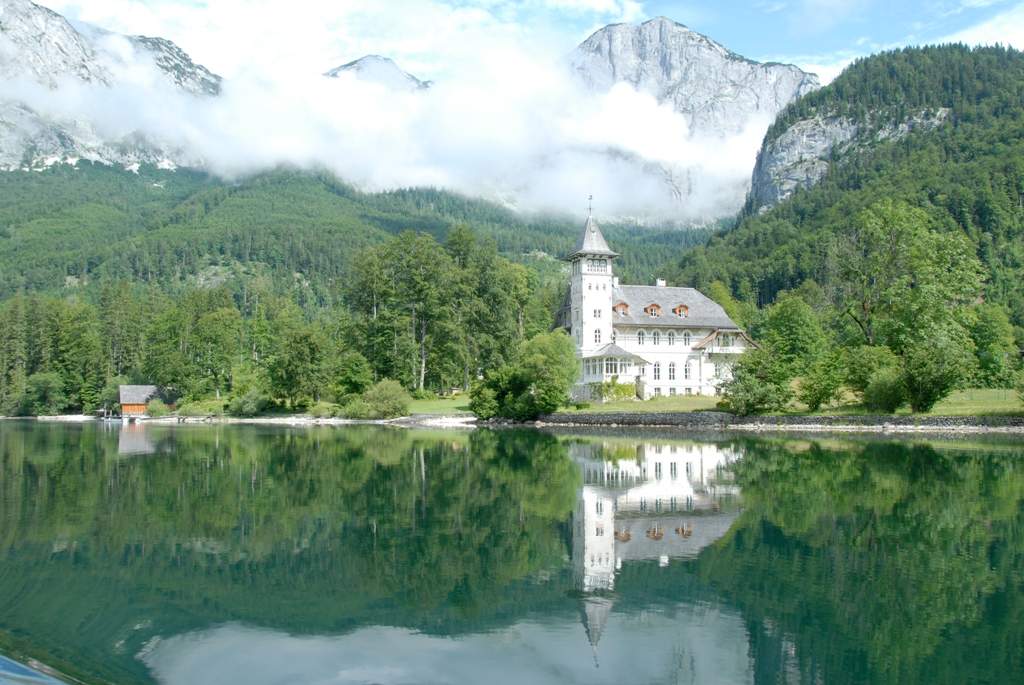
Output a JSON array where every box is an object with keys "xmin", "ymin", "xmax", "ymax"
[
  {"xmin": 571, "ymin": 17, "xmax": 819, "ymax": 137},
  {"xmin": 749, "ymin": 108, "xmax": 951, "ymax": 210},
  {"xmin": 0, "ymin": 0, "xmax": 220, "ymax": 170}
]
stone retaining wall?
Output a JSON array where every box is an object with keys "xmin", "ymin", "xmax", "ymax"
[{"xmin": 538, "ymin": 412, "xmax": 1024, "ymax": 432}]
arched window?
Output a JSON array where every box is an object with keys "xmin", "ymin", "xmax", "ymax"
[
  {"xmin": 668, "ymin": 362, "xmax": 676, "ymax": 381},
  {"xmin": 652, "ymin": 331, "xmax": 660, "ymax": 345},
  {"xmin": 683, "ymin": 331, "xmax": 692, "ymax": 347},
  {"xmin": 637, "ymin": 330, "xmax": 645, "ymax": 345},
  {"xmin": 653, "ymin": 362, "xmax": 661, "ymax": 381},
  {"xmin": 594, "ymin": 329, "xmax": 601, "ymax": 344},
  {"xmin": 668, "ymin": 331, "xmax": 675, "ymax": 345}
]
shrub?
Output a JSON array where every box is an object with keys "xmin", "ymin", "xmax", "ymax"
[
  {"xmin": 864, "ymin": 368, "xmax": 906, "ymax": 413},
  {"xmin": 1017, "ymin": 373, "xmax": 1024, "ymax": 405},
  {"xmin": 468, "ymin": 385, "xmax": 499, "ymax": 420},
  {"xmin": 468, "ymin": 331, "xmax": 579, "ymax": 421},
  {"xmin": 411, "ymin": 388, "xmax": 436, "ymax": 401},
  {"xmin": 595, "ymin": 378, "xmax": 636, "ymax": 403},
  {"xmin": 177, "ymin": 399, "xmax": 225, "ymax": 417},
  {"xmin": 720, "ymin": 349, "xmax": 793, "ymax": 416},
  {"xmin": 339, "ymin": 397, "xmax": 373, "ymax": 420},
  {"xmin": 228, "ymin": 390, "xmax": 270, "ymax": 417},
  {"xmin": 902, "ymin": 329, "xmax": 975, "ymax": 413},
  {"xmin": 24, "ymin": 372, "xmax": 67, "ymax": 416},
  {"xmin": 797, "ymin": 352, "xmax": 845, "ymax": 412},
  {"xmin": 360, "ymin": 380, "xmax": 411, "ymax": 419},
  {"xmin": 844, "ymin": 346, "xmax": 900, "ymax": 394},
  {"xmin": 146, "ymin": 399, "xmax": 171, "ymax": 417},
  {"xmin": 309, "ymin": 401, "xmax": 339, "ymax": 419}
]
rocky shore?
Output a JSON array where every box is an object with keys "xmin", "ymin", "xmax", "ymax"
[{"xmin": 537, "ymin": 412, "xmax": 1024, "ymax": 435}]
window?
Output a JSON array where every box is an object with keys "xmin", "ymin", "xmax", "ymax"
[
  {"xmin": 595, "ymin": 330, "xmax": 602, "ymax": 344},
  {"xmin": 673, "ymin": 304, "xmax": 689, "ymax": 318},
  {"xmin": 668, "ymin": 362, "xmax": 676, "ymax": 381},
  {"xmin": 596, "ymin": 500, "xmax": 603, "ymax": 514},
  {"xmin": 652, "ymin": 331, "xmax": 660, "ymax": 345},
  {"xmin": 644, "ymin": 304, "xmax": 662, "ymax": 317},
  {"xmin": 684, "ymin": 362, "xmax": 691, "ymax": 380},
  {"xmin": 596, "ymin": 526, "xmax": 604, "ymax": 536},
  {"xmin": 670, "ymin": 387, "xmax": 677, "ymax": 396},
  {"xmin": 655, "ymin": 463, "xmax": 662, "ymax": 480},
  {"xmin": 683, "ymin": 331, "xmax": 692, "ymax": 346},
  {"xmin": 670, "ymin": 462, "xmax": 678, "ymax": 479},
  {"xmin": 614, "ymin": 302, "xmax": 629, "ymax": 316},
  {"xmin": 588, "ymin": 283, "xmax": 592, "ymax": 291},
  {"xmin": 653, "ymin": 362, "xmax": 661, "ymax": 381},
  {"xmin": 714, "ymin": 363, "xmax": 723, "ymax": 379},
  {"xmin": 593, "ymin": 309, "xmax": 602, "ymax": 319},
  {"xmin": 654, "ymin": 387, "xmax": 662, "ymax": 397},
  {"xmin": 605, "ymin": 358, "xmax": 617, "ymax": 375},
  {"xmin": 637, "ymin": 330, "xmax": 645, "ymax": 345},
  {"xmin": 611, "ymin": 331, "xmax": 617, "ymax": 344},
  {"xmin": 668, "ymin": 331, "xmax": 675, "ymax": 345}
]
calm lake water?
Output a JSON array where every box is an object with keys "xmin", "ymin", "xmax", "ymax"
[{"xmin": 1, "ymin": 421, "xmax": 1022, "ymax": 685}]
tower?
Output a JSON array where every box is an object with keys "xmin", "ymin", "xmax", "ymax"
[{"xmin": 568, "ymin": 207, "xmax": 618, "ymax": 355}]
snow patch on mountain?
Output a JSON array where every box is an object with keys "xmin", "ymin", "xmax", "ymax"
[{"xmin": 325, "ymin": 55, "xmax": 430, "ymax": 92}]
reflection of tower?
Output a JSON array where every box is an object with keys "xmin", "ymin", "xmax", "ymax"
[
  {"xmin": 572, "ymin": 485, "xmax": 616, "ymax": 592},
  {"xmin": 579, "ymin": 595, "xmax": 613, "ymax": 667}
]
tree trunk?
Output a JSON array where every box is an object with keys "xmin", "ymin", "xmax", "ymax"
[{"xmin": 419, "ymin": 320, "xmax": 427, "ymax": 391}]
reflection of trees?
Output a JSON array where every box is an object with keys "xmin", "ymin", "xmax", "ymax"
[
  {"xmin": 698, "ymin": 440, "xmax": 1024, "ymax": 685},
  {"xmin": 0, "ymin": 424, "xmax": 580, "ymax": 685}
]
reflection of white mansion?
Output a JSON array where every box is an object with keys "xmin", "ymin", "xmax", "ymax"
[
  {"xmin": 570, "ymin": 441, "xmax": 742, "ymax": 593},
  {"xmin": 557, "ymin": 215, "xmax": 754, "ymax": 400}
]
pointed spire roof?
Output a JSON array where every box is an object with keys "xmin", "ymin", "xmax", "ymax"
[
  {"xmin": 568, "ymin": 215, "xmax": 619, "ymax": 260},
  {"xmin": 579, "ymin": 595, "xmax": 614, "ymax": 666}
]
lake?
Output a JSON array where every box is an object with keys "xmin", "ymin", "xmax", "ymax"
[{"xmin": 1, "ymin": 421, "xmax": 1022, "ymax": 685}]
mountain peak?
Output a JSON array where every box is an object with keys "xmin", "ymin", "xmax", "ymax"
[
  {"xmin": 571, "ymin": 17, "xmax": 819, "ymax": 136},
  {"xmin": 324, "ymin": 55, "xmax": 431, "ymax": 91}
]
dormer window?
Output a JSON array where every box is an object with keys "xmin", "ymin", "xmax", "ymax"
[
  {"xmin": 673, "ymin": 304, "xmax": 689, "ymax": 318},
  {"xmin": 613, "ymin": 302, "xmax": 630, "ymax": 316},
  {"xmin": 644, "ymin": 303, "xmax": 662, "ymax": 318}
]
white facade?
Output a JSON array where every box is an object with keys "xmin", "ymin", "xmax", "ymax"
[{"xmin": 560, "ymin": 216, "xmax": 753, "ymax": 400}]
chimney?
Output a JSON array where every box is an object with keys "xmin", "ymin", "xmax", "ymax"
[{"xmin": 656, "ymin": 278, "xmax": 667, "ymax": 287}]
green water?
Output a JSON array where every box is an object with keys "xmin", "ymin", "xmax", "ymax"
[{"xmin": 0, "ymin": 422, "xmax": 1022, "ymax": 685}]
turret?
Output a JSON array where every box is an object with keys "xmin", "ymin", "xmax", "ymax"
[{"xmin": 568, "ymin": 214, "xmax": 617, "ymax": 354}]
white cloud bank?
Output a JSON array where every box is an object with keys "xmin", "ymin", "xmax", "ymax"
[{"xmin": 2, "ymin": 4, "xmax": 773, "ymax": 221}]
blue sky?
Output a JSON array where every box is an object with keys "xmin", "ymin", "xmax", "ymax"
[{"xmin": 44, "ymin": 0, "xmax": 1024, "ymax": 82}]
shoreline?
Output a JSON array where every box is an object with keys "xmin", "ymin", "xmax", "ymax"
[
  {"xmin": 535, "ymin": 411, "xmax": 1024, "ymax": 436},
  {"xmin": 7, "ymin": 412, "xmax": 1024, "ymax": 435}
]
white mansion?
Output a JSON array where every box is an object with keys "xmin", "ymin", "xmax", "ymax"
[{"xmin": 558, "ymin": 215, "xmax": 754, "ymax": 400}]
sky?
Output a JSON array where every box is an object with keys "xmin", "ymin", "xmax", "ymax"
[
  {"xmin": 40, "ymin": 0, "xmax": 1024, "ymax": 84},
  {"xmin": 14, "ymin": 0, "xmax": 1024, "ymax": 220}
]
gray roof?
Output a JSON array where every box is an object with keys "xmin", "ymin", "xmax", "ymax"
[
  {"xmin": 567, "ymin": 216, "xmax": 619, "ymax": 259},
  {"xmin": 582, "ymin": 343, "xmax": 650, "ymax": 363},
  {"xmin": 612, "ymin": 285, "xmax": 739, "ymax": 329},
  {"xmin": 119, "ymin": 385, "xmax": 158, "ymax": 405}
]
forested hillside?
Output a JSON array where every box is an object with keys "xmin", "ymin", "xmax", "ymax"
[
  {"xmin": 0, "ymin": 165, "xmax": 708, "ymax": 301},
  {"xmin": 676, "ymin": 45, "xmax": 1024, "ymax": 328}
]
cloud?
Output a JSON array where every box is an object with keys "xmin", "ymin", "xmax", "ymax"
[
  {"xmin": 1, "ymin": 1, "xmax": 783, "ymax": 222},
  {"xmin": 939, "ymin": 2, "xmax": 1024, "ymax": 48}
]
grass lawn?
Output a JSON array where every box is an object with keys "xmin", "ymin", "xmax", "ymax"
[
  {"xmin": 559, "ymin": 395, "xmax": 722, "ymax": 414},
  {"xmin": 409, "ymin": 396, "xmax": 473, "ymax": 415},
  {"xmin": 819, "ymin": 388, "xmax": 1023, "ymax": 417}
]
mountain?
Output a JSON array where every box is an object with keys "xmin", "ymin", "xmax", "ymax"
[
  {"xmin": 0, "ymin": 0, "xmax": 220, "ymax": 170},
  {"xmin": 325, "ymin": 55, "xmax": 431, "ymax": 91},
  {"xmin": 673, "ymin": 45, "xmax": 1024, "ymax": 327},
  {"xmin": 571, "ymin": 17, "xmax": 819, "ymax": 137},
  {"xmin": 569, "ymin": 17, "xmax": 819, "ymax": 217}
]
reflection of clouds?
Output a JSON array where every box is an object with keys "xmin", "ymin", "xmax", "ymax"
[{"xmin": 142, "ymin": 610, "xmax": 753, "ymax": 685}]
